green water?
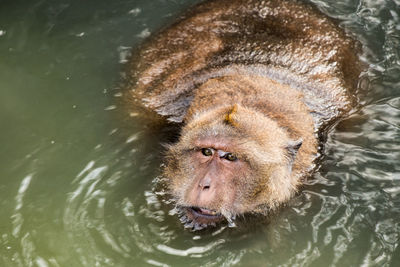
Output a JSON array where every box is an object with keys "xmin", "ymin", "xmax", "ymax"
[{"xmin": 1, "ymin": 0, "xmax": 399, "ymax": 266}]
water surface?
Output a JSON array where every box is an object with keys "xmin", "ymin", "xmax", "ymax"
[{"xmin": 0, "ymin": 0, "xmax": 399, "ymax": 266}]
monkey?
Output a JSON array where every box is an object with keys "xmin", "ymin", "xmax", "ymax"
[{"xmin": 125, "ymin": 0, "xmax": 363, "ymax": 230}]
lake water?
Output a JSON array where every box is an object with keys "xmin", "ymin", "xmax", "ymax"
[{"xmin": 0, "ymin": 0, "xmax": 399, "ymax": 266}]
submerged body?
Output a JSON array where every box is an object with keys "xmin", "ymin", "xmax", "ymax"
[{"xmin": 126, "ymin": 0, "xmax": 362, "ymax": 229}]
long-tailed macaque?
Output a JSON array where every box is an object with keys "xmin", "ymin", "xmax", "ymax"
[{"xmin": 125, "ymin": 0, "xmax": 362, "ymax": 230}]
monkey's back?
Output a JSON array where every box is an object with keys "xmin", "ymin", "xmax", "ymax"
[{"xmin": 127, "ymin": 0, "xmax": 361, "ymax": 128}]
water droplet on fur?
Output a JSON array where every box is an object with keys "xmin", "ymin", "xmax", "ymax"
[
  {"xmin": 194, "ymin": 223, "xmax": 203, "ymax": 231},
  {"xmin": 179, "ymin": 215, "xmax": 188, "ymax": 223},
  {"xmin": 227, "ymin": 217, "xmax": 237, "ymax": 228},
  {"xmin": 184, "ymin": 221, "xmax": 194, "ymax": 229}
]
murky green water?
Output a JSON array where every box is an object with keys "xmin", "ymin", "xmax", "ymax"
[{"xmin": 0, "ymin": 0, "xmax": 399, "ymax": 266}]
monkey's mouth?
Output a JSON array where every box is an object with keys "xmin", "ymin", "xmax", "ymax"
[
  {"xmin": 190, "ymin": 206, "xmax": 222, "ymax": 218},
  {"xmin": 178, "ymin": 206, "xmax": 224, "ymax": 230}
]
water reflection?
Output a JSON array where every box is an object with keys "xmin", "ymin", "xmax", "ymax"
[
  {"xmin": 12, "ymin": 174, "xmax": 33, "ymax": 238},
  {"xmin": 156, "ymin": 239, "xmax": 225, "ymax": 257}
]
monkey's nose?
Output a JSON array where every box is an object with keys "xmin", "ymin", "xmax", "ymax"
[{"xmin": 199, "ymin": 177, "xmax": 211, "ymax": 190}]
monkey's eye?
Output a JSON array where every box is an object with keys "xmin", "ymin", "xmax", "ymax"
[
  {"xmin": 201, "ymin": 148, "xmax": 213, "ymax": 157},
  {"xmin": 224, "ymin": 153, "xmax": 237, "ymax": 161}
]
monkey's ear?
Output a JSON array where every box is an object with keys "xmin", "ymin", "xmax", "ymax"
[{"xmin": 286, "ymin": 139, "xmax": 303, "ymax": 159}]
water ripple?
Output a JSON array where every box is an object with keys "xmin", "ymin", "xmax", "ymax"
[
  {"xmin": 12, "ymin": 174, "xmax": 33, "ymax": 238},
  {"xmin": 156, "ymin": 239, "xmax": 225, "ymax": 257}
]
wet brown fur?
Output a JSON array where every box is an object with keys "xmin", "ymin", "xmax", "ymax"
[{"xmin": 125, "ymin": 0, "xmax": 362, "ymax": 227}]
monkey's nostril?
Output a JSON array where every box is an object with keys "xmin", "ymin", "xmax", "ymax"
[
  {"xmin": 199, "ymin": 182, "xmax": 211, "ymax": 190},
  {"xmin": 199, "ymin": 176, "xmax": 211, "ymax": 190}
]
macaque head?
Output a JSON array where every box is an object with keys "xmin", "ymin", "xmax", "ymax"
[{"xmin": 164, "ymin": 104, "xmax": 302, "ymax": 230}]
